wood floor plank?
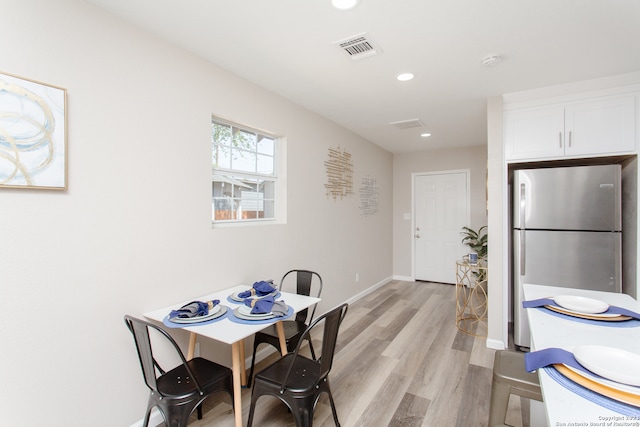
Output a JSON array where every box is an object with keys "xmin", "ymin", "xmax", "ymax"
[
  {"xmin": 388, "ymin": 392, "xmax": 431, "ymax": 427},
  {"xmin": 454, "ymin": 363, "xmax": 492, "ymax": 427}
]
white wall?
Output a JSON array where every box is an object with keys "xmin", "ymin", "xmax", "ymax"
[
  {"xmin": 392, "ymin": 145, "xmax": 488, "ymax": 279},
  {"xmin": 0, "ymin": 1, "xmax": 392, "ymax": 425}
]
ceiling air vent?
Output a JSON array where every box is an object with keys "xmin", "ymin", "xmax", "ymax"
[
  {"xmin": 334, "ymin": 32, "xmax": 382, "ymax": 60},
  {"xmin": 389, "ymin": 119, "xmax": 424, "ymax": 130}
]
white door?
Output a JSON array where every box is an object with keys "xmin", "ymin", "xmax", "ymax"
[{"xmin": 414, "ymin": 171, "xmax": 469, "ymax": 283}]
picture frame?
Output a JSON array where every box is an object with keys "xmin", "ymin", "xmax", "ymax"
[{"xmin": 0, "ymin": 71, "xmax": 67, "ymax": 190}]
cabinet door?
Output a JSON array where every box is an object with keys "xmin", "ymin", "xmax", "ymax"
[
  {"xmin": 504, "ymin": 105, "xmax": 565, "ymax": 161},
  {"xmin": 565, "ymin": 94, "xmax": 636, "ymax": 157}
]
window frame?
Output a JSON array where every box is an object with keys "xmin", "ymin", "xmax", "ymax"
[{"xmin": 211, "ymin": 116, "xmax": 286, "ymax": 226}]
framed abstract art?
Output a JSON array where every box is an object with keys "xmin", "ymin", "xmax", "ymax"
[{"xmin": 0, "ymin": 71, "xmax": 67, "ymax": 190}]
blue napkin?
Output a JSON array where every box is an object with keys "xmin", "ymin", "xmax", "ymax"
[
  {"xmin": 169, "ymin": 300, "xmax": 219, "ymax": 319},
  {"xmin": 238, "ymin": 280, "xmax": 276, "ymax": 298},
  {"xmin": 244, "ymin": 295, "xmax": 288, "ymax": 316},
  {"xmin": 523, "ymin": 298, "xmax": 640, "ymax": 320},
  {"xmin": 524, "ymin": 348, "xmax": 588, "ymax": 373}
]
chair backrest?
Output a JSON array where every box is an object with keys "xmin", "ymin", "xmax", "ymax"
[
  {"xmin": 124, "ymin": 315, "xmax": 201, "ymax": 396},
  {"xmin": 279, "ymin": 269, "xmax": 323, "ymax": 323},
  {"xmin": 281, "ymin": 303, "xmax": 348, "ymax": 392}
]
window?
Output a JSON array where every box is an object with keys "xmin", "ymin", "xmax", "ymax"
[{"xmin": 212, "ymin": 117, "xmax": 281, "ymax": 224}]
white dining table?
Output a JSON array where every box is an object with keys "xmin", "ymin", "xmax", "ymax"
[
  {"xmin": 523, "ymin": 283, "xmax": 640, "ymax": 425},
  {"xmin": 144, "ymin": 284, "xmax": 321, "ymax": 427}
]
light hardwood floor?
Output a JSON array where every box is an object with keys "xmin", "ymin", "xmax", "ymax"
[{"xmin": 166, "ymin": 280, "xmax": 531, "ymax": 427}]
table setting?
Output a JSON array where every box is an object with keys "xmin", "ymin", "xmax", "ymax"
[
  {"xmin": 225, "ymin": 280, "xmax": 293, "ymax": 324},
  {"xmin": 523, "ymin": 294, "xmax": 640, "ymax": 327},
  {"xmin": 522, "ymin": 284, "xmax": 640, "ymax": 421},
  {"xmin": 525, "ymin": 346, "xmax": 640, "ymax": 415},
  {"xmin": 162, "ymin": 299, "xmax": 229, "ymax": 328}
]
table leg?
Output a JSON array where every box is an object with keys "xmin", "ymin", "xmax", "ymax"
[
  {"xmin": 187, "ymin": 332, "xmax": 197, "ymax": 360},
  {"xmin": 239, "ymin": 339, "xmax": 247, "ymax": 386},
  {"xmin": 231, "ymin": 342, "xmax": 243, "ymax": 427},
  {"xmin": 275, "ymin": 321, "xmax": 288, "ymax": 356}
]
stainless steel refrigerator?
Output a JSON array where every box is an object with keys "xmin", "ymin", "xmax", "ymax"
[{"xmin": 513, "ymin": 164, "xmax": 622, "ymax": 348}]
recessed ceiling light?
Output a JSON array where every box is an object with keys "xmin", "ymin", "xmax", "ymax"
[
  {"xmin": 397, "ymin": 73, "xmax": 414, "ymax": 82},
  {"xmin": 421, "ymin": 133, "xmax": 432, "ymax": 138},
  {"xmin": 332, "ymin": 0, "xmax": 359, "ymax": 10},
  {"xmin": 481, "ymin": 55, "xmax": 502, "ymax": 66}
]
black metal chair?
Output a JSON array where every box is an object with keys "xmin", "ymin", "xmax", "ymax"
[
  {"xmin": 247, "ymin": 303, "xmax": 348, "ymax": 427},
  {"xmin": 124, "ymin": 315, "xmax": 234, "ymax": 427},
  {"xmin": 247, "ymin": 269, "xmax": 323, "ymax": 387}
]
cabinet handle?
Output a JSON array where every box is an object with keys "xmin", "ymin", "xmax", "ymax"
[
  {"xmin": 559, "ymin": 132, "xmax": 563, "ymax": 148},
  {"xmin": 569, "ymin": 131, "xmax": 572, "ymax": 147},
  {"xmin": 520, "ymin": 183, "xmax": 526, "ymax": 276}
]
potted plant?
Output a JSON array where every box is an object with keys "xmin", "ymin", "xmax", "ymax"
[
  {"xmin": 460, "ymin": 226, "xmax": 488, "ymax": 283},
  {"xmin": 460, "ymin": 225, "xmax": 488, "ymax": 260}
]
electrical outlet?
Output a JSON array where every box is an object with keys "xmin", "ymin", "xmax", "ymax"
[{"xmin": 355, "ymin": 273, "xmax": 360, "ymax": 283}]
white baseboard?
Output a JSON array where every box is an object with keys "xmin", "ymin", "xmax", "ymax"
[
  {"xmin": 344, "ymin": 276, "xmax": 393, "ymax": 305},
  {"xmin": 392, "ymin": 274, "xmax": 413, "ymax": 281},
  {"xmin": 130, "ymin": 408, "xmax": 163, "ymax": 427},
  {"xmin": 485, "ymin": 338, "xmax": 506, "ymax": 350}
]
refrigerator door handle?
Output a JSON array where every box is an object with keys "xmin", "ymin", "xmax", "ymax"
[{"xmin": 520, "ymin": 183, "xmax": 526, "ymax": 275}]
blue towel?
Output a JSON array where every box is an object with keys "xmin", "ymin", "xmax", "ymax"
[
  {"xmin": 525, "ymin": 348, "xmax": 587, "ymax": 373},
  {"xmin": 169, "ymin": 300, "xmax": 219, "ymax": 318},
  {"xmin": 238, "ymin": 280, "xmax": 276, "ymax": 298},
  {"xmin": 523, "ymin": 298, "xmax": 640, "ymax": 320},
  {"xmin": 244, "ymin": 295, "xmax": 288, "ymax": 316}
]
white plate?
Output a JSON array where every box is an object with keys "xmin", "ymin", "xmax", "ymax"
[
  {"xmin": 230, "ymin": 290, "xmax": 280, "ymax": 302},
  {"xmin": 233, "ymin": 307, "xmax": 275, "ymax": 320},
  {"xmin": 564, "ymin": 364, "xmax": 640, "ymax": 396},
  {"xmin": 237, "ymin": 305, "xmax": 273, "ymax": 317},
  {"xmin": 170, "ymin": 305, "xmax": 224, "ymax": 323},
  {"xmin": 574, "ymin": 345, "xmax": 640, "ymax": 386},
  {"xmin": 553, "ymin": 295, "xmax": 609, "ymax": 314},
  {"xmin": 550, "ymin": 305, "xmax": 621, "ymax": 319}
]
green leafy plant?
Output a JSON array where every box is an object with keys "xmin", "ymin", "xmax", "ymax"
[
  {"xmin": 460, "ymin": 225, "xmax": 488, "ymax": 283},
  {"xmin": 460, "ymin": 225, "xmax": 488, "ymax": 260}
]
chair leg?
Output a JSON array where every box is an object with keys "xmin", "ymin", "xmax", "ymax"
[
  {"xmin": 307, "ymin": 337, "xmax": 317, "ymax": 360},
  {"xmin": 197, "ymin": 403, "xmax": 203, "ymax": 419},
  {"xmin": 247, "ymin": 340, "xmax": 260, "ymax": 388},
  {"xmin": 142, "ymin": 406, "xmax": 152, "ymax": 427},
  {"xmin": 488, "ymin": 381, "xmax": 512, "ymax": 427},
  {"xmin": 323, "ymin": 380, "xmax": 340, "ymax": 427},
  {"xmin": 292, "ymin": 405, "xmax": 313, "ymax": 427},
  {"xmin": 247, "ymin": 393, "xmax": 259, "ymax": 427}
]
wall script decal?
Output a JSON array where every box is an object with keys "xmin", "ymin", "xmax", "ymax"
[
  {"xmin": 359, "ymin": 175, "xmax": 379, "ymax": 216},
  {"xmin": 324, "ymin": 146, "xmax": 353, "ymax": 199}
]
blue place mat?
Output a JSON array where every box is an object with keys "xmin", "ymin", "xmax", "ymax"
[
  {"xmin": 544, "ymin": 366, "xmax": 640, "ymax": 417},
  {"xmin": 535, "ymin": 307, "xmax": 640, "ymax": 328},
  {"xmin": 162, "ymin": 305, "xmax": 229, "ymax": 328},
  {"xmin": 227, "ymin": 306, "xmax": 294, "ymax": 325}
]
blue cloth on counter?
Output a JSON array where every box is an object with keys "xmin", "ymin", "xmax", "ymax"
[
  {"xmin": 523, "ymin": 298, "xmax": 640, "ymax": 320},
  {"xmin": 238, "ymin": 281, "xmax": 276, "ymax": 298},
  {"xmin": 243, "ymin": 295, "xmax": 288, "ymax": 316},
  {"xmin": 169, "ymin": 300, "xmax": 219, "ymax": 318},
  {"xmin": 525, "ymin": 348, "xmax": 587, "ymax": 373}
]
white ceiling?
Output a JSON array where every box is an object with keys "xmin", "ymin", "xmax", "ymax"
[{"xmin": 84, "ymin": 0, "xmax": 640, "ymax": 154}]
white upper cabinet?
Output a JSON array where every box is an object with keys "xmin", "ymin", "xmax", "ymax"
[{"xmin": 505, "ymin": 93, "xmax": 637, "ymax": 161}]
